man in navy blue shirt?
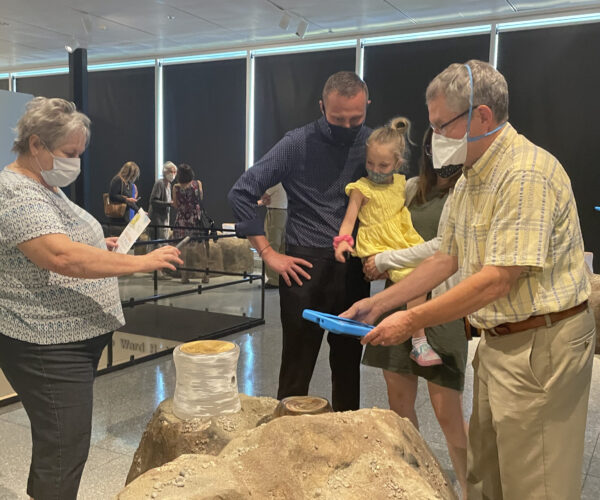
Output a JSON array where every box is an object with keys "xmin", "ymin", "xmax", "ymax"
[{"xmin": 228, "ymin": 71, "xmax": 371, "ymax": 410}]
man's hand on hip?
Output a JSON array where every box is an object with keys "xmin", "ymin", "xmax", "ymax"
[{"xmin": 262, "ymin": 248, "xmax": 313, "ymax": 287}]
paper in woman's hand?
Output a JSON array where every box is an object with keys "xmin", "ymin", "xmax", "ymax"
[{"xmin": 114, "ymin": 209, "xmax": 150, "ymax": 254}]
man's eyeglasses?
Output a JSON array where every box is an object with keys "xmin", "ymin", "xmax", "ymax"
[{"xmin": 430, "ymin": 109, "xmax": 470, "ymax": 134}]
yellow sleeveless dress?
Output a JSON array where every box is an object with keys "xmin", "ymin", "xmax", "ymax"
[{"xmin": 345, "ymin": 174, "xmax": 424, "ymax": 282}]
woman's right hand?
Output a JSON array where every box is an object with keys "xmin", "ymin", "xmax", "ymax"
[
  {"xmin": 125, "ymin": 197, "xmax": 137, "ymax": 204},
  {"xmin": 141, "ymin": 245, "xmax": 183, "ymax": 272},
  {"xmin": 363, "ymin": 255, "xmax": 388, "ymax": 281}
]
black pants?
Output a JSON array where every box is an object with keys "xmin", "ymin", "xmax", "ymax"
[
  {"xmin": 0, "ymin": 332, "xmax": 111, "ymax": 500},
  {"xmin": 278, "ymin": 246, "xmax": 370, "ymax": 411}
]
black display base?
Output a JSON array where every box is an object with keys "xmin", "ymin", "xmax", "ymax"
[{"xmin": 119, "ymin": 303, "xmax": 261, "ymax": 342}]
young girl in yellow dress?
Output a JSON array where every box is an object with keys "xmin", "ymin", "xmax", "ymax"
[{"xmin": 334, "ymin": 117, "xmax": 442, "ymax": 366}]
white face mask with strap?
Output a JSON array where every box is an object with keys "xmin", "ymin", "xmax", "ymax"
[
  {"xmin": 431, "ymin": 63, "xmax": 506, "ymax": 172},
  {"xmin": 35, "ymin": 150, "xmax": 81, "ymax": 187}
]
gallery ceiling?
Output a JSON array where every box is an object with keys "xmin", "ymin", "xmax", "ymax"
[{"xmin": 1, "ymin": 0, "xmax": 600, "ymax": 72}]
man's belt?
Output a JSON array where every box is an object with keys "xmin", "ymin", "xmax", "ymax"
[{"xmin": 487, "ymin": 301, "xmax": 588, "ymax": 336}]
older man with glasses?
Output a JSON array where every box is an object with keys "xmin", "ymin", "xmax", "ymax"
[{"xmin": 343, "ymin": 59, "xmax": 594, "ymax": 500}]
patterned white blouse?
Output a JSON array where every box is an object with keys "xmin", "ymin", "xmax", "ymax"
[{"xmin": 0, "ymin": 169, "xmax": 125, "ymax": 344}]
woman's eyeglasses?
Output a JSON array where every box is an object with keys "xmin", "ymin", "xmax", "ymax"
[{"xmin": 424, "ymin": 143, "xmax": 432, "ymax": 158}]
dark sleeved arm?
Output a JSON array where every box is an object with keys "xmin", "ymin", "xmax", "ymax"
[
  {"xmin": 228, "ymin": 133, "xmax": 296, "ymax": 237},
  {"xmin": 109, "ymin": 176, "xmax": 127, "ymax": 203},
  {"xmin": 150, "ymin": 182, "xmax": 171, "ymax": 208}
]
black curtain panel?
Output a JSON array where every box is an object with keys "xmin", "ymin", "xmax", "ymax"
[
  {"xmin": 88, "ymin": 67, "xmax": 155, "ymax": 221},
  {"xmin": 498, "ymin": 22, "xmax": 600, "ymax": 258},
  {"xmin": 253, "ymin": 48, "xmax": 356, "ymax": 161},
  {"xmin": 363, "ymin": 35, "xmax": 490, "ymax": 175},
  {"xmin": 15, "ymin": 74, "xmax": 70, "ymax": 99},
  {"xmin": 0, "ymin": 80, "xmax": 8, "ymax": 91},
  {"xmin": 163, "ymin": 59, "xmax": 246, "ymax": 224}
]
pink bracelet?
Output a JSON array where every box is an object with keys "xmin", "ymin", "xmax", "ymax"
[{"xmin": 333, "ymin": 234, "xmax": 354, "ymax": 249}]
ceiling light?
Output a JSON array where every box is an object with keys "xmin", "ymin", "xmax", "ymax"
[
  {"xmin": 279, "ymin": 12, "xmax": 291, "ymax": 30},
  {"xmin": 296, "ymin": 20, "xmax": 308, "ymax": 39},
  {"xmin": 65, "ymin": 38, "xmax": 80, "ymax": 53}
]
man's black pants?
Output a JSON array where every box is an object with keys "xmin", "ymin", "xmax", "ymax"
[{"xmin": 278, "ymin": 245, "xmax": 370, "ymax": 411}]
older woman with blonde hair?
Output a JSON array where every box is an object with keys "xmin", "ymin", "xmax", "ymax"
[{"xmin": 0, "ymin": 97, "xmax": 182, "ymax": 500}]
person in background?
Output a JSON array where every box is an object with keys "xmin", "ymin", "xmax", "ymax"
[
  {"xmin": 129, "ymin": 182, "xmax": 138, "ymax": 221},
  {"xmin": 343, "ymin": 60, "xmax": 594, "ymax": 500},
  {"xmin": 228, "ymin": 71, "xmax": 372, "ymax": 411},
  {"xmin": 172, "ymin": 163, "xmax": 208, "ymax": 284},
  {"xmin": 0, "ymin": 97, "xmax": 182, "ymax": 500},
  {"xmin": 361, "ymin": 126, "xmax": 468, "ymax": 497},
  {"xmin": 108, "ymin": 160, "xmax": 140, "ymax": 232},
  {"xmin": 149, "ymin": 160, "xmax": 177, "ymax": 242},
  {"xmin": 257, "ymin": 182, "xmax": 288, "ymax": 289}
]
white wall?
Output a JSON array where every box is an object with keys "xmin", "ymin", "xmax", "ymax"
[{"xmin": 0, "ymin": 89, "xmax": 33, "ymax": 169}]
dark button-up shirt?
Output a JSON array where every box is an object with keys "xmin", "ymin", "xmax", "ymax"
[{"xmin": 228, "ymin": 116, "xmax": 371, "ymax": 248}]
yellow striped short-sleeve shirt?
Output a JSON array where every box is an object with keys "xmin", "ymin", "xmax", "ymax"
[{"xmin": 440, "ymin": 123, "xmax": 590, "ymax": 329}]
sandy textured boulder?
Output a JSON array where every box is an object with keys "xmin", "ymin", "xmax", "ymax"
[
  {"xmin": 125, "ymin": 394, "xmax": 278, "ymax": 485},
  {"xmin": 218, "ymin": 237, "xmax": 254, "ymax": 274},
  {"xmin": 133, "ymin": 232, "xmax": 150, "ymax": 255},
  {"xmin": 181, "ymin": 241, "xmax": 224, "ymax": 278},
  {"xmin": 589, "ymin": 273, "xmax": 600, "ymax": 354},
  {"xmin": 119, "ymin": 408, "xmax": 456, "ymax": 500},
  {"xmin": 175, "ymin": 237, "xmax": 252, "ymax": 278}
]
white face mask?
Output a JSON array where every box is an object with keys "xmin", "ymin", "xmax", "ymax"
[
  {"xmin": 431, "ymin": 132, "xmax": 467, "ymax": 171},
  {"xmin": 36, "ymin": 154, "xmax": 81, "ymax": 187},
  {"xmin": 431, "ymin": 63, "xmax": 507, "ymax": 173}
]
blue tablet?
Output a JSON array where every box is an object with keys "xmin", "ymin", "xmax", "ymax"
[{"xmin": 302, "ymin": 309, "xmax": 374, "ymax": 337}]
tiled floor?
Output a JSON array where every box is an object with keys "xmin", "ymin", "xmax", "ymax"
[{"xmin": 0, "ymin": 275, "xmax": 599, "ymax": 499}]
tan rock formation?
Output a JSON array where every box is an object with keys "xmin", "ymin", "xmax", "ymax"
[
  {"xmin": 125, "ymin": 394, "xmax": 278, "ymax": 485},
  {"xmin": 181, "ymin": 241, "xmax": 224, "ymax": 279},
  {"xmin": 217, "ymin": 237, "xmax": 254, "ymax": 274},
  {"xmin": 120, "ymin": 407, "xmax": 457, "ymax": 500},
  {"xmin": 175, "ymin": 237, "xmax": 253, "ymax": 279}
]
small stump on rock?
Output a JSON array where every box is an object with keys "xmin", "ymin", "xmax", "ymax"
[{"xmin": 273, "ymin": 396, "xmax": 333, "ymax": 418}]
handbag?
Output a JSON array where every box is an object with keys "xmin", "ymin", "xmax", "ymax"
[
  {"xmin": 198, "ymin": 206, "xmax": 214, "ymax": 231},
  {"xmin": 194, "ymin": 181, "xmax": 214, "ymax": 232},
  {"xmin": 103, "ymin": 193, "xmax": 126, "ymax": 218}
]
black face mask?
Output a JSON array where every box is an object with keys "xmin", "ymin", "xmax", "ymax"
[
  {"xmin": 327, "ymin": 122, "xmax": 363, "ymax": 145},
  {"xmin": 436, "ymin": 164, "xmax": 463, "ymax": 178},
  {"xmin": 321, "ymin": 102, "xmax": 365, "ymax": 146}
]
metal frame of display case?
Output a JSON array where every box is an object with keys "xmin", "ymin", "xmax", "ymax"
[
  {"xmin": 100, "ymin": 224, "xmax": 266, "ymax": 372},
  {"xmin": 0, "ymin": 225, "xmax": 266, "ymax": 407}
]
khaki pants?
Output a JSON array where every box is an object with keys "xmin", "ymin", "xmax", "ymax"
[
  {"xmin": 467, "ymin": 307, "xmax": 595, "ymax": 500},
  {"xmin": 264, "ymin": 208, "xmax": 287, "ymax": 285}
]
